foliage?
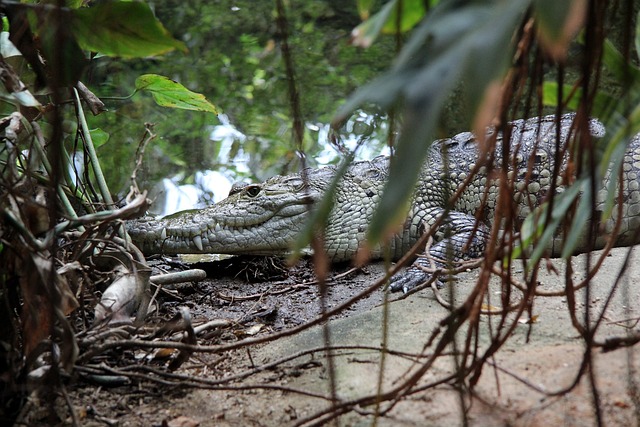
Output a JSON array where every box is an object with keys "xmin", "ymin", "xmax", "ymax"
[
  {"xmin": 0, "ymin": 1, "xmax": 213, "ymax": 423},
  {"xmin": 135, "ymin": 74, "xmax": 218, "ymax": 113},
  {"xmin": 82, "ymin": 0, "xmax": 397, "ymax": 192},
  {"xmin": 352, "ymin": 0, "xmax": 433, "ymax": 47},
  {"xmin": 337, "ymin": 0, "xmax": 531, "ymax": 243},
  {"xmin": 529, "ymin": 14, "xmax": 640, "ymax": 264},
  {"xmin": 2, "ymin": 0, "xmax": 640, "ymax": 424},
  {"xmin": 71, "ymin": 1, "xmax": 187, "ymax": 58},
  {"xmin": 337, "ymin": 0, "xmax": 640, "ymax": 262}
]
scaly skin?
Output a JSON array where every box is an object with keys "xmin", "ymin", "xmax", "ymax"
[{"xmin": 127, "ymin": 114, "xmax": 640, "ymax": 292}]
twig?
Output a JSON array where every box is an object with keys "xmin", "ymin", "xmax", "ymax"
[
  {"xmin": 193, "ymin": 319, "xmax": 232, "ymax": 335},
  {"xmin": 598, "ymin": 332, "xmax": 640, "ymax": 353},
  {"xmin": 150, "ymin": 269, "xmax": 207, "ymax": 285},
  {"xmin": 128, "ymin": 124, "xmax": 156, "ymax": 198},
  {"xmin": 485, "ymin": 359, "xmax": 548, "ymax": 394}
]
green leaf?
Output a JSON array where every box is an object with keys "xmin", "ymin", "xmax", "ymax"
[
  {"xmin": 351, "ymin": 0, "xmax": 427, "ymax": 48},
  {"xmin": 542, "ymin": 81, "xmax": 614, "ymax": 116},
  {"xmin": 560, "ymin": 182, "xmax": 593, "ymax": 259},
  {"xmin": 636, "ymin": 9, "xmax": 640, "ymax": 63},
  {"xmin": 16, "ymin": 6, "xmax": 87, "ymax": 87},
  {"xmin": 599, "ymin": 106, "xmax": 640, "ymax": 219},
  {"xmin": 90, "ymin": 128, "xmax": 110, "ymax": 148},
  {"xmin": 66, "ymin": 0, "xmax": 85, "ymax": 9},
  {"xmin": 357, "ymin": 0, "xmax": 376, "ymax": 20},
  {"xmin": 533, "ymin": 0, "xmax": 585, "ymax": 58},
  {"xmin": 351, "ymin": 0, "xmax": 396, "ymax": 48},
  {"xmin": 71, "ymin": 1, "xmax": 187, "ymax": 58},
  {"xmin": 135, "ymin": 74, "xmax": 219, "ymax": 113},
  {"xmin": 534, "ymin": 0, "xmax": 574, "ymax": 42},
  {"xmin": 514, "ymin": 180, "xmax": 584, "ymax": 268},
  {"xmin": 542, "ymin": 82, "xmax": 582, "ymax": 110},
  {"xmin": 381, "ymin": 0, "xmax": 427, "ymax": 34},
  {"xmin": 368, "ymin": 53, "xmax": 465, "ymax": 243},
  {"xmin": 603, "ymin": 39, "xmax": 640, "ymax": 83},
  {"xmin": 337, "ymin": 0, "xmax": 529, "ymax": 245}
]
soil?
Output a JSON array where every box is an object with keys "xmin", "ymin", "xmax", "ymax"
[{"xmin": 24, "ymin": 249, "xmax": 640, "ymax": 426}]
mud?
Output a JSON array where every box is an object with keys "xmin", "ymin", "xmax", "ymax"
[{"xmin": 52, "ymin": 248, "xmax": 640, "ymax": 426}]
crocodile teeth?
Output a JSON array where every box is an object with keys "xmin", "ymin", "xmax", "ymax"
[
  {"xmin": 160, "ymin": 227, "xmax": 167, "ymax": 240},
  {"xmin": 192, "ymin": 235, "xmax": 204, "ymax": 251}
]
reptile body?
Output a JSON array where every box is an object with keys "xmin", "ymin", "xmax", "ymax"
[{"xmin": 127, "ymin": 114, "xmax": 640, "ymax": 291}]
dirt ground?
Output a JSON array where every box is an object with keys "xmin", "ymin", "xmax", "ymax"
[{"xmin": 31, "ymin": 247, "xmax": 640, "ymax": 426}]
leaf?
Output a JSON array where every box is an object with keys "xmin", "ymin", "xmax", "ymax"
[
  {"xmin": 337, "ymin": 0, "xmax": 529, "ymax": 246},
  {"xmin": 518, "ymin": 314, "xmax": 539, "ymax": 324},
  {"xmin": 66, "ymin": 0, "xmax": 85, "ymax": 9},
  {"xmin": 542, "ymin": 82, "xmax": 582, "ymax": 110},
  {"xmin": 94, "ymin": 263, "xmax": 151, "ymax": 323},
  {"xmin": 481, "ymin": 303, "xmax": 501, "ymax": 313},
  {"xmin": 351, "ymin": 0, "xmax": 396, "ymax": 48},
  {"xmin": 4, "ymin": 4, "xmax": 86, "ymax": 87},
  {"xmin": 153, "ymin": 348, "xmax": 177, "ymax": 360},
  {"xmin": 599, "ymin": 106, "xmax": 640, "ymax": 220},
  {"xmin": 90, "ymin": 128, "xmax": 110, "ymax": 148},
  {"xmin": 636, "ymin": 9, "xmax": 640, "ymax": 64},
  {"xmin": 602, "ymin": 38, "xmax": 640, "ymax": 84},
  {"xmin": 351, "ymin": 0, "xmax": 427, "ymax": 48},
  {"xmin": 534, "ymin": 0, "xmax": 586, "ymax": 59},
  {"xmin": 357, "ymin": 0, "xmax": 376, "ymax": 20},
  {"xmin": 135, "ymin": 74, "xmax": 218, "ymax": 113},
  {"xmin": 71, "ymin": 1, "xmax": 187, "ymax": 58},
  {"xmin": 541, "ymin": 81, "xmax": 615, "ymax": 117},
  {"xmin": 12, "ymin": 89, "xmax": 41, "ymax": 108},
  {"xmin": 381, "ymin": 0, "xmax": 427, "ymax": 34},
  {"xmin": 514, "ymin": 179, "xmax": 584, "ymax": 270},
  {"xmin": 369, "ymin": 53, "xmax": 465, "ymax": 243},
  {"xmin": 0, "ymin": 56, "xmax": 41, "ymax": 107},
  {"xmin": 36, "ymin": 8, "xmax": 87, "ymax": 87},
  {"xmin": 0, "ymin": 31, "xmax": 21, "ymax": 58},
  {"xmin": 4, "ymin": 4, "xmax": 48, "ymax": 88},
  {"xmin": 560, "ymin": 180, "xmax": 593, "ymax": 259},
  {"xmin": 21, "ymin": 253, "xmax": 78, "ymax": 362}
]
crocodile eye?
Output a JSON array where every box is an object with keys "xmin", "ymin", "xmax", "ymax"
[
  {"xmin": 229, "ymin": 182, "xmax": 248, "ymax": 196},
  {"xmin": 245, "ymin": 185, "xmax": 261, "ymax": 197}
]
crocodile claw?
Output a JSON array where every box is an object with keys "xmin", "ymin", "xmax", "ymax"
[{"xmin": 389, "ymin": 266, "xmax": 443, "ymax": 293}]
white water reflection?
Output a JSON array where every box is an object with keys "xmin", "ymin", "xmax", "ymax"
[
  {"xmin": 209, "ymin": 114, "xmax": 250, "ymax": 174},
  {"xmin": 155, "ymin": 170, "xmax": 234, "ymax": 215},
  {"xmin": 314, "ymin": 111, "xmax": 391, "ymax": 165},
  {"xmin": 152, "ymin": 111, "xmax": 389, "ymax": 217},
  {"xmin": 157, "ymin": 177, "xmax": 201, "ymax": 214},
  {"xmin": 150, "ymin": 114, "xmax": 244, "ymax": 216}
]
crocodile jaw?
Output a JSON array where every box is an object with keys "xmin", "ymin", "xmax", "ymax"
[
  {"xmin": 129, "ymin": 204, "xmax": 312, "ymax": 255},
  {"xmin": 128, "ymin": 176, "xmax": 321, "ymax": 255}
]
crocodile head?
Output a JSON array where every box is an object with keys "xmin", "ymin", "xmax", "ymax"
[{"xmin": 128, "ymin": 171, "xmax": 323, "ymax": 256}]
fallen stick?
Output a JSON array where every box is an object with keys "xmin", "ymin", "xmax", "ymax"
[{"xmin": 150, "ymin": 269, "xmax": 207, "ymax": 285}]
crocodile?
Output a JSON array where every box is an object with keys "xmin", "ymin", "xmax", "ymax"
[{"xmin": 127, "ymin": 114, "xmax": 640, "ymax": 292}]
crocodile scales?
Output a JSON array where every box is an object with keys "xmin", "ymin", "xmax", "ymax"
[{"xmin": 127, "ymin": 114, "xmax": 640, "ymax": 291}]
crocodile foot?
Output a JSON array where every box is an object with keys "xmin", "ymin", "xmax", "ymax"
[{"xmin": 389, "ymin": 266, "xmax": 444, "ymax": 293}]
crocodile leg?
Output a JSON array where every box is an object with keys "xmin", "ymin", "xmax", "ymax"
[{"xmin": 389, "ymin": 210, "xmax": 490, "ymax": 293}]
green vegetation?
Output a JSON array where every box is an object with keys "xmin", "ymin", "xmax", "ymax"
[
  {"xmin": 82, "ymin": 0, "xmax": 398, "ymax": 193},
  {"xmin": 2, "ymin": 0, "xmax": 640, "ymax": 424}
]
